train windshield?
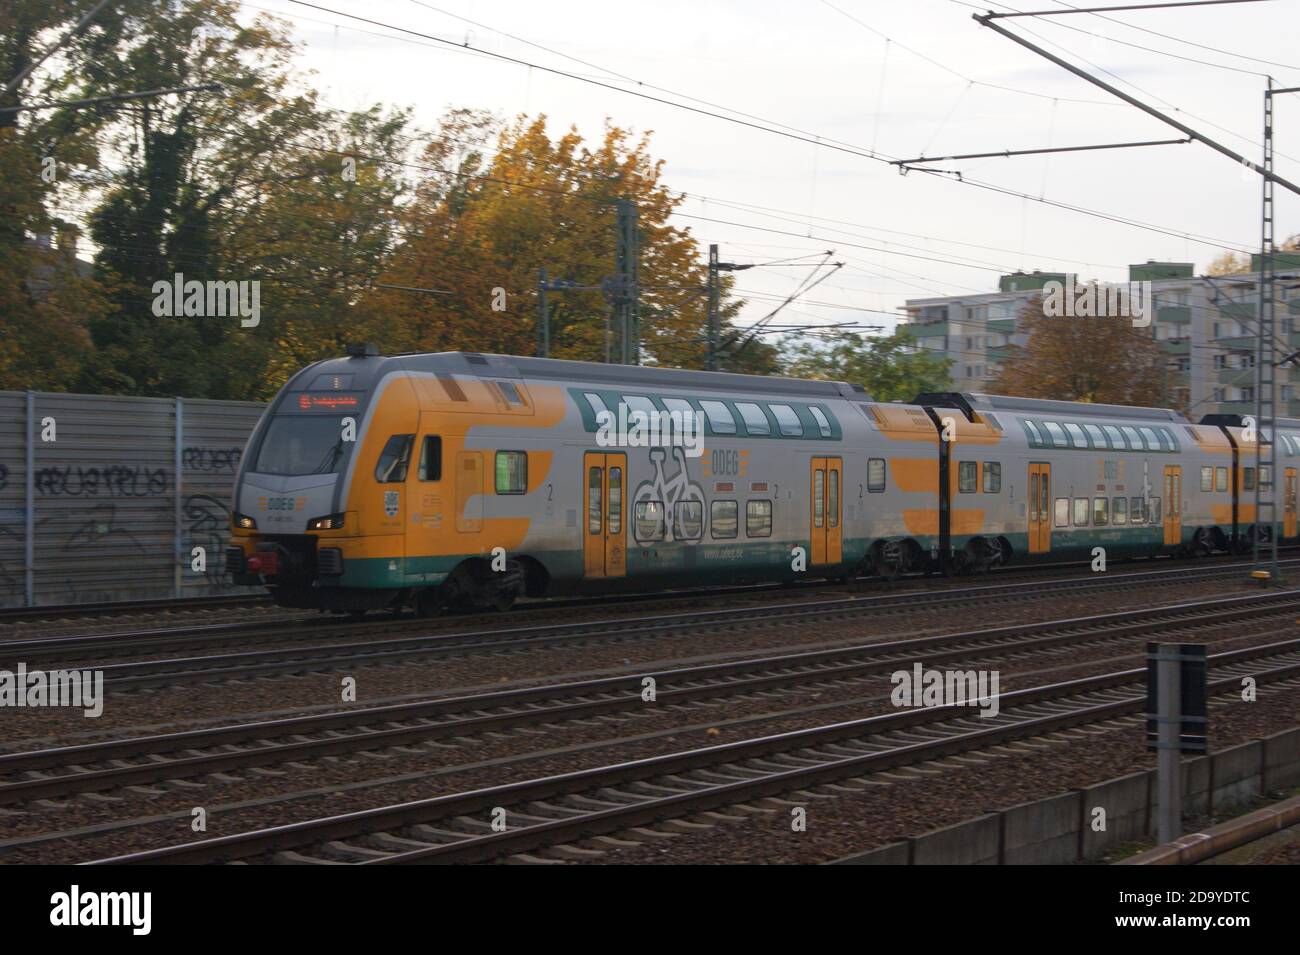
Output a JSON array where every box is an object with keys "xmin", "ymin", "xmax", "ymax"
[{"xmin": 253, "ymin": 415, "xmax": 350, "ymax": 476}]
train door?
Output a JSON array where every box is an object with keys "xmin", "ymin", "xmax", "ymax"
[
  {"xmin": 809, "ymin": 457, "xmax": 843, "ymax": 566},
  {"xmin": 1027, "ymin": 462, "xmax": 1051, "ymax": 554},
  {"xmin": 583, "ymin": 451, "xmax": 627, "ymax": 579},
  {"xmin": 1285, "ymin": 468, "xmax": 1298, "ymax": 538},
  {"xmin": 455, "ymin": 451, "xmax": 483, "ymax": 533},
  {"xmin": 1163, "ymin": 465, "xmax": 1182, "ymax": 547}
]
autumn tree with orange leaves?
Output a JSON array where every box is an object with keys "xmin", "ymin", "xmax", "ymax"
[
  {"xmin": 991, "ymin": 294, "xmax": 1171, "ymax": 408},
  {"xmin": 367, "ymin": 112, "xmax": 773, "ymax": 374}
]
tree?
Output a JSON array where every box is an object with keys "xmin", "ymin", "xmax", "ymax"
[
  {"xmin": 0, "ymin": 0, "xmax": 120, "ymax": 390},
  {"xmin": 367, "ymin": 114, "xmax": 773, "ymax": 373},
  {"xmin": 1207, "ymin": 250, "xmax": 1248, "ymax": 276},
  {"xmin": 782, "ymin": 328, "xmax": 952, "ymax": 401},
  {"xmin": 992, "ymin": 295, "xmax": 1167, "ymax": 406}
]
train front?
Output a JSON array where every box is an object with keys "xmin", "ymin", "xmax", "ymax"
[{"xmin": 224, "ymin": 347, "xmax": 385, "ymax": 612}]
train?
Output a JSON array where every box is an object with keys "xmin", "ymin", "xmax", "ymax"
[{"xmin": 224, "ymin": 345, "xmax": 1297, "ymax": 614}]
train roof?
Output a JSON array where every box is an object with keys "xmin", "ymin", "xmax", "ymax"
[
  {"xmin": 914, "ymin": 391, "xmax": 1188, "ymax": 424},
  {"xmin": 307, "ymin": 348, "xmax": 871, "ymax": 402}
]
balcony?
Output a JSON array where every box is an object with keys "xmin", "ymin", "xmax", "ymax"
[{"xmin": 1155, "ymin": 305, "xmax": 1191, "ymax": 324}]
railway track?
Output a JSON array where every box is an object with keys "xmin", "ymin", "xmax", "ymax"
[
  {"xmin": 0, "ymin": 548, "xmax": 1227, "ymax": 628},
  {"xmin": 1, "ymin": 560, "xmax": 1289, "ymax": 692},
  {"xmin": 3, "ymin": 589, "xmax": 1294, "ymax": 812},
  {"xmin": 0, "ymin": 593, "xmax": 270, "ymax": 625},
  {"xmin": 85, "ymin": 632, "xmax": 1300, "ymax": 865}
]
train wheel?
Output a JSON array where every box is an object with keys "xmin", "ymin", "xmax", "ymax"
[{"xmin": 414, "ymin": 588, "xmax": 442, "ymax": 618}]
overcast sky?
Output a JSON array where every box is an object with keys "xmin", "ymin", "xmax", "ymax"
[{"xmin": 243, "ymin": 0, "xmax": 1300, "ymax": 339}]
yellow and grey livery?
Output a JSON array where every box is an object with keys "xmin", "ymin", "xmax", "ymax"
[{"xmin": 225, "ymin": 347, "xmax": 1294, "ymax": 614}]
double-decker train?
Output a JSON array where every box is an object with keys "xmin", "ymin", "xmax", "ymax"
[{"xmin": 225, "ymin": 346, "xmax": 1297, "ymax": 614}]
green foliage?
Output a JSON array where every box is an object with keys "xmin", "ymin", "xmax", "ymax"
[
  {"xmin": 1, "ymin": 0, "xmax": 777, "ymax": 399},
  {"xmin": 783, "ymin": 328, "xmax": 952, "ymax": 401}
]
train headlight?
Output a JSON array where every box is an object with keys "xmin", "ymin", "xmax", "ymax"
[
  {"xmin": 306, "ymin": 513, "xmax": 345, "ymax": 531},
  {"xmin": 233, "ymin": 512, "xmax": 257, "ymax": 529}
]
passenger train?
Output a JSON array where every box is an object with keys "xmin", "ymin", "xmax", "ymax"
[{"xmin": 225, "ymin": 346, "xmax": 1298, "ymax": 614}]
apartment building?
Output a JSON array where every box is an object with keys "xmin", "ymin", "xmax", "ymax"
[{"xmin": 902, "ymin": 256, "xmax": 1300, "ymax": 418}]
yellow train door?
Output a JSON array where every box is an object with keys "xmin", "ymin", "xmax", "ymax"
[
  {"xmin": 1163, "ymin": 465, "xmax": 1182, "ymax": 546},
  {"xmin": 583, "ymin": 451, "xmax": 626, "ymax": 579},
  {"xmin": 809, "ymin": 457, "xmax": 842, "ymax": 566},
  {"xmin": 1285, "ymin": 468, "xmax": 1297, "ymax": 538},
  {"xmin": 1028, "ymin": 462, "xmax": 1051, "ymax": 554}
]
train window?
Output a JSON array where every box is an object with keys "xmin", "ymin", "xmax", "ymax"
[
  {"xmin": 1157, "ymin": 427, "xmax": 1178, "ymax": 451},
  {"xmin": 1201, "ymin": 466, "xmax": 1214, "ymax": 492},
  {"xmin": 736, "ymin": 402, "xmax": 771, "ymax": 435},
  {"xmin": 1054, "ymin": 498, "xmax": 1069, "ymax": 528},
  {"xmin": 1024, "ymin": 420, "xmax": 1044, "ymax": 447},
  {"xmin": 375, "ymin": 435, "xmax": 414, "ymax": 483},
  {"xmin": 661, "ymin": 397, "xmax": 697, "ymax": 440},
  {"xmin": 746, "ymin": 500, "xmax": 773, "ymax": 538},
  {"xmin": 583, "ymin": 392, "xmax": 609, "ymax": 421},
  {"xmin": 635, "ymin": 501, "xmax": 664, "ymax": 542},
  {"xmin": 676, "ymin": 500, "xmax": 702, "ymax": 540},
  {"xmin": 255, "ymin": 415, "xmax": 350, "ymax": 476},
  {"xmin": 1072, "ymin": 498, "xmax": 1089, "ymax": 526},
  {"xmin": 588, "ymin": 468, "xmax": 602, "ymax": 534},
  {"xmin": 1120, "ymin": 426, "xmax": 1143, "ymax": 449},
  {"xmin": 771, "ymin": 404, "xmax": 804, "ymax": 437},
  {"xmin": 1262, "ymin": 465, "xmax": 1273, "ymax": 488},
  {"xmin": 829, "ymin": 470, "xmax": 839, "ymax": 528},
  {"xmin": 623, "ymin": 395, "xmax": 658, "ymax": 422},
  {"xmin": 982, "ymin": 462, "xmax": 1001, "ymax": 493},
  {"xmin": 1130, "ymin": 497, "xmax": 1145, "ymax": 523},
  {"xmin": 711, "ymin": 500, "xmax": 738, "ymax": 539},
  {"xmin": 1093, "ymin": 497, "xmax": 1109, "ymax": 525},
  {"xmin": 867, "ymin": 458, "xmax": 886, "ymax": 492},
  {"xmin": 1216, "ymin": 467, "xmax": 1229, "ymax": 492},
  {"xmin": 700, "ymin": 400, "xmax": 737, "ymax": 435},
  {"xmin": 609, "ymin": 467, "xmax": 622, "ymax": 534},
  {"xmin": 1244, "ymin": 467, "xmax": 1256, "ymax": 491},
  {"xmin": 1104, "ymin": 461, "xmax": 1118, "ymax": 480},
  {"xmin": 1113, "ymin": 496, "xmax": 1127, "ymax": 524},
  {"xmin": 809, "ymin": 406, "xmax": 833, "ymax": 438},
  {"xmin": 1083, "ymin": 423, "xmax": 1106, "ymax": 447},
  {"xmin": 494, "ymin": 451, "xmax": 527, "ymax": 494},
  {"xmin": 958, "ymin": 461, "xmax": 978, "ymax": 493},
  {"xmin": 813, "ymin": 470, "xmax": 825, "ymax": 527},
  {"xmin": 1064, "ymin": 423, "xmax": 1088, "ymax": 448},
  {"xmin": 1150, "ymin": 497, "xmax": 1162, "ymax": 523},
  {"xmin": 1043, "ymin": 421, "xmax": 1069, "ymax": 448},
  {"xmin": 497, "ymin": 381, "xmax": 524, "ymax": 406},
  {"xmin": 1139, "ymin": 427, "xmax": 1160, "ymax": 451},
  {"xmin": 418, "ymin": 436, "xmax": 442, "ymax": 481},
  {"xmin": 1102, "ymin": 425, "xmax": 1125, "ymax": 449}
]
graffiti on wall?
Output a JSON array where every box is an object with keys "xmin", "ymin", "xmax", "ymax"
[{"xmin": 34, "ymin": 465, "xmax": 168, "ymax": 497}]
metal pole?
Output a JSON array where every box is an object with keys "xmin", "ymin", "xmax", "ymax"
[
  {"xmin": 707, "ymin": 244, "xmax": 719, "ymax": 371},
  {"xmin": 537, "ymin": 268, "xmax": 549, "ymax": 358},
  {"xmin": 24, "ymin": 391, "xmax": 34, "ymax": 607},
  {"xmin": 1156, "ymin": 646, "xmax": 1183, "ymax": 844},
  {"xmin": 174, "ymin": 397, "xmax": 183, "ymax": 598},
  {"xmin": 974, "ymin": 14, "xmax": 1300, "ymax": 198},
  {"xmin": 1252, "ymin": 79, "xmax": 1281, "ymax": 579}
]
